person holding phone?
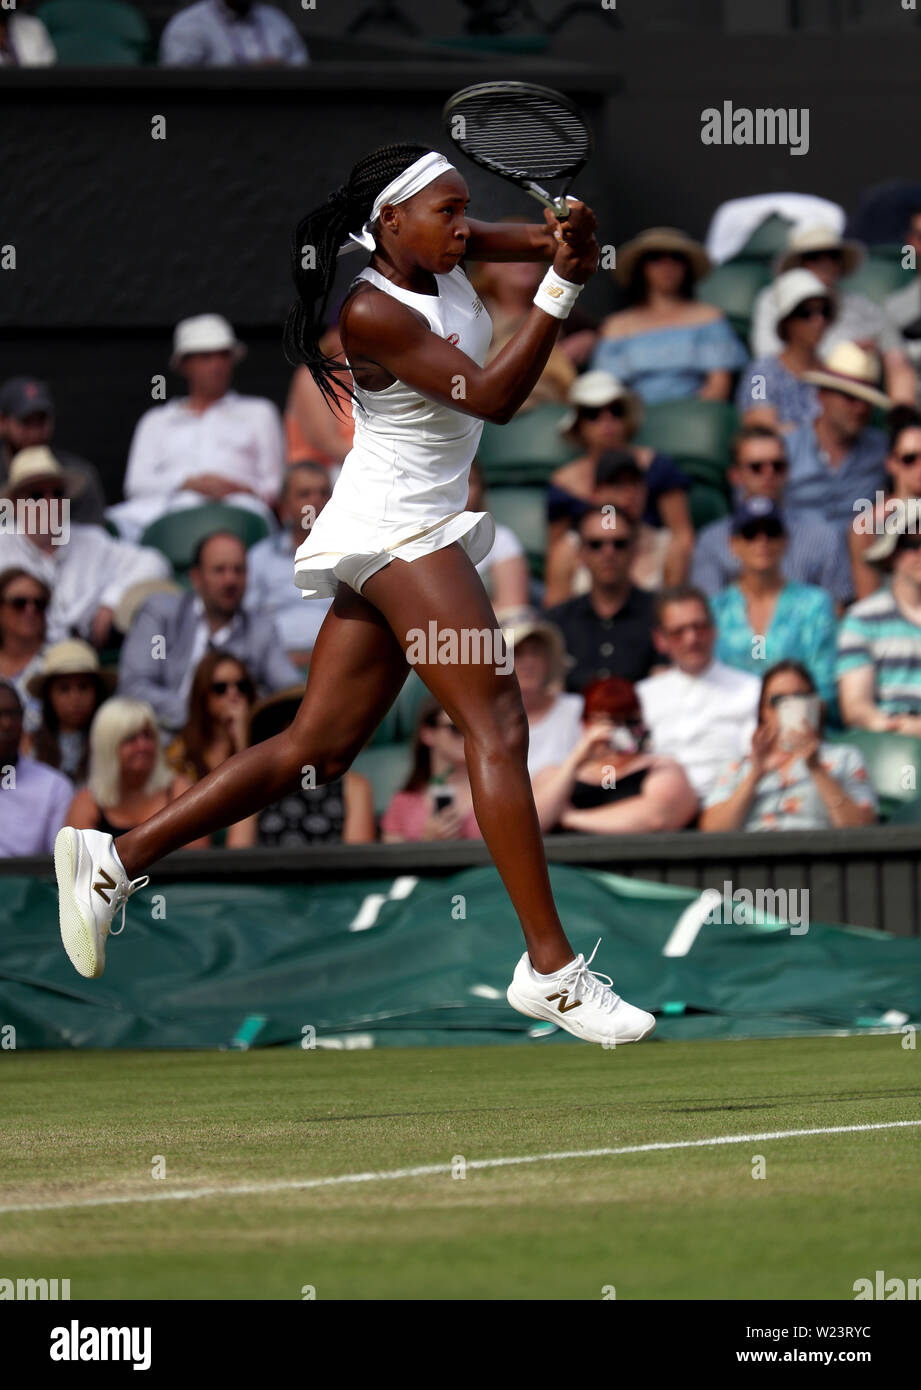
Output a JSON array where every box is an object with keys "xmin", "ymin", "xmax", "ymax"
[
  {"xmin": 700, "ymin": 661, "xmax": 876, "ymax": 832},
  {"xmin": 381, "ymin": 700, "xmax": 480, "ymax": 843}
]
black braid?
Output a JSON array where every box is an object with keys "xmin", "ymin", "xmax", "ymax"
[{"xmin": 282, "ymin": 143, "xmax": 432, "ymax": 418}]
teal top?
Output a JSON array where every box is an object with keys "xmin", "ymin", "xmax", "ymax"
[{"xmin": 711, "ymin": 580, "xmax": 838, "ymax": 707}]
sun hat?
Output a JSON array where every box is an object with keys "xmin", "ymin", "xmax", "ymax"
[
  {"xmin": 169, "ymin": 315, "xmax": 246, "ymax": 371},
  {"xmin": 776, "ymin": 223, "xmax": 864, "ymax": 277},
  {"xmin": 1, "ymin": 446, "xmax": 85, "ymax": 501},
  {"xmin": 558, "ymin": 371, "xmax": 643, "ymax": 437},
  {"xmin": 770, "ymin": 268, "xmax": 836, "ymax": 330},
  {"xmin": 26, "ymin": 639, "xmax": 117, "ymax": 699},
  {"xmin": 615, "ymin": 227, "xmax": 711, "ymax": 288},
  {"xmin": 801, "ymin": 341, "xmax": 891, "ymax": 410}
]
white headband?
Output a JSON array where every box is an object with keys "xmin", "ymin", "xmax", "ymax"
[{"xmin": 337, "ymin": 151, "xmax": 457, "ymax": 258}]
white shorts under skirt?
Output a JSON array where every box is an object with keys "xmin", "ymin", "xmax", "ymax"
[{"xmin": 292, "ymin": 497, "xmax": 496, "ymax": 600}]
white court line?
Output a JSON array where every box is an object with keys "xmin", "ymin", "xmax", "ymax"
[{"xmin": 2, "ymin": 1120, "xmax": 919, "ymax": 1216}]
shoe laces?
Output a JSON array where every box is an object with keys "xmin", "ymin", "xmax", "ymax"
[
  {"xmin": 108, "ymin": 874, "xmax": 150, "ymax": 937},
  {"xmin": 555, "ymin": 939, "xmax": 621, "ymax": 1015}
]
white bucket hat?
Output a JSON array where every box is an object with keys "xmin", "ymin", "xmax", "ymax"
[
  {"xmin": 169, "ymin": 315, "xmax": 246, "ymax": 371},
  {"xmin": 771, "ymin": 268, "xmax": 836, "ymax": 332},
  {"xmin": 558, "ymin": 370, "xmax": 644, "ymax": 437}
]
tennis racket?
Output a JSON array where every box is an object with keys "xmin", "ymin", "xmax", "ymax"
[{"xmin": 442, "ymin": 81, "xmax": 593, "ymax": 222}]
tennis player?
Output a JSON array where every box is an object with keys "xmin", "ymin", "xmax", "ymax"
[{"xmin": 54, "ymin": 143, "xmax": 655, "ymax": 1045}]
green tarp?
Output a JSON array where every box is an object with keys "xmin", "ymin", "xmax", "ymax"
[{"xmin": 1, "ymin": 865, "xmax": 920, "ymax": 1047}]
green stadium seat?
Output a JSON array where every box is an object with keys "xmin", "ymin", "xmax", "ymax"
[
  {"xmin": 48, "ymin": 29, "xmax": 144, "ymax": 62},
  {"xmin": 635, "ymin": 399, "xmax": 738, "ymax": 472},
  {"xmin": 487, "ymin": 485, "xmax": 548, "ymax": 580},
  {"xmin": 139, "ymin": 505, "xmax": 272, "ymax": 585},
  {"xmin": 37, "ymin": 0, "xmax": 150, "ymax": 42},
  {"xmin": 732, "ymin": 214, "xmax": 795, "ymax": 261},
  {"xmin": 839, "ymin": 256, "xmax": 915, "ymax": 306},
  {"xmin": 696, "ymin": 260, "xmax": 772, "ymax": 339},
  {"xmin": 477, "ymin": 403, "xmax": 578, "ymax": 486},
  {"xmin": 826, "ymin": 729, "xmax": 921, "ymax": 822},
  {"xmin": 688, "ymin": 481, "xmax": 730, "ymax": 531},
  {"xmin": 351, "ymin": 744, "xmax": 413, "ymax": 819}
]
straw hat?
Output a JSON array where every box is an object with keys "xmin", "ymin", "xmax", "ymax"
[
  {"xmin": 770, "ymin": 268, "xmax": 836, "ymax": 331},
  {"xmin": 26, "ymin": 638, "xmax": 116, "ymax": 699},
  {"xmin": 558, "ymin": 370, "xmax": 644, "ymax": 438},
  {"xmin": 113, "ymin": 578, "xmax": 184, "ymax": 635},
  {"xmin": 801, "ymin": 341, "xmax": 891, "ymax": 410},
  {"xmin": 500, "ymin": 613, "xmax": 574, "ymax": 687},
  {"xmin": 1, "ymin": 446, "xmax": 86, "ymax": 501},
  {"xmin": 615, "ymin": 227, "xmax": 711, "ymax": 288},
  {"xmin": 776, "ymin": 224, "xmax": 864, "ymax": 277}
]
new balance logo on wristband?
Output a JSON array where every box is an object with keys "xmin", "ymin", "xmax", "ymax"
[{"xmin": 545, "ymin": 285, "xmax": 564, "ymax": 298}]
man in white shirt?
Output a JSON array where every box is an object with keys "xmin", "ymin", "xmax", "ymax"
[
  {"xmin": 106, "ymin": 314, "xmax": 285, "ymax": 542},
  {"xmin": 0, "ymin": 448, "xmax": 170, "ymax": 648},
  {"xmin": 637, "ymin": 586, "xmax": 760, "ymax": 800},
  {"xmin": 160, "ymin": 0, "xmax": 308, "ymax": 67}
]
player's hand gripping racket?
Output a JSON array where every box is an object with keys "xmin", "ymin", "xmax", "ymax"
[{"xmin": 442, "ymin": 81, "xmax": 593, "ymax": 222}]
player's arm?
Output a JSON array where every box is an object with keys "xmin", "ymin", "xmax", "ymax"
[
  {"xmin": 344, "ymin": 234, "xmax": 598, "ymax": 426},
  {"xmin": 464, "ymin": 205, "xmax": 592, "ymax": 262}
]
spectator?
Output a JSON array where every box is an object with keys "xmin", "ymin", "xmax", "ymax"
[
  {"xmin": 470, "ymin": 259, "xmax": 577, "ymax": 408},
  {"xmin": 501, "ymin": 613, "xmax": 583, "ymax": 777},
  {"xmin": 550, "ymin": 370, "xmax": 693, "ymax": 583},
  {"xmin": 783, "ymin": 342, "xmax": 889, "ymax": 530},
  {"xmin": 228, "ymin": 687, "xmax": 374, "ymax": 847},
  {"xmin": 838, "ymin": 512, "xmax": 921, "ymax": 734},
  {"xmin": 884, "ymin": 202, "xmax": 921, "ymax": 378},
  {"xmin": 467, "ymin": 458, "xmax": 529, "ymax": 617},
  {"xmin": 544, "ymin": 452, "xmax": 673, "ymax": 605},
  {"xmin": 691, "ymin": 425, "xmax": 851, "ymax": 606},
  {"xmin": 750, "ymin": 224, "xmax": 917, "ymax": 405},
  {"xmin": 0, "ymin": 377, "xmax": 106, "ymax": 526},
  {"xmin": 284, "ymin": 326, "xmax": 354, "ymax": 467},
  {"xmin": 545, "ymin": 507, "xmax": 658, "ymax": 693},
  {"xmin": 0, "ymin": 6, "xmax": 55, "ymax": 65},
  {"xmin": 244, "ymin": 462, "xmax": 334, "ymax": 668},
  {"xmin": 23, "ymin": 639, "xmax": 114, "ymax": 785},
  {"xmin": 119, "ymin": 531, "xmax": 302, "ymax": 734},
  {"xmin": 710, "ymin": 498, "xmax": 838, "ymax": 707},
  {"xmin": 106, "ymin": 315, "xmax": 285, "ymax": 543},
  {"xmin": 166, "ymin": 650, "xmax": 260, "ymax": 847},
  {"xmin": 637, "ymin": 586, "xmax": 760, "ymax": 801},
  {"xmin": 0, "ymin": 567, "xmax": 49, "ymax": 733},
  {"xmin": 590, "ymin": 227, "xmax": 748, "ymax": 404},
  {"xmin": 0, "ymin": 448, "xmax": 170, "ymax": 648},
  {"xmin": 701, "ymin": 660, "xmax": 876, "ymax": 832},
  {"xmin": 735, "ymin": 269, "xmax": 832, "ymax": 431},
  {"xmin": 66, "ymin": 698, "xmax": 210, "ymax": 847},
  {"xmin": 160, "ymin": 0, "xmax": 308, "ymax": 67},
  {"xmin": 532, "ymin": 676, "xmax": 698, "ymax": 834},
  {"xmin": 850, "ymin": 406, "xmax": 921, "ymax": 599},
  {"xmin": 381, "ymin": 700, "xmax": 481, "ymax": 843},
  {"xmin": 0, "ymin": 679, "xmax": 73, "ymax": 856}
]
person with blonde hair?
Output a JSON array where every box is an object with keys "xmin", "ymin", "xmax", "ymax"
[{"xmin": 65, "ymin": 698, "xmax": 209, "ymax": 848}]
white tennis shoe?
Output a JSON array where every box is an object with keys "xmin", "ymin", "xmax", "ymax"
[
  {"xmin": 54, "ymin": 827, "xmax": 149, "ymax": 979},
  {"xmin": 507, "ymin": 940, "xmax": 656, "ymax": 1046}
]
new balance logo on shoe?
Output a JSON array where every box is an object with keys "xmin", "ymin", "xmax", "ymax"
[
  {"xmin": 546, "ymin": 990, "xmax": 582, "ymax": 1013},
  {"xmin": 92, "ymin": 869, "xmax": 116, "ymax": 904}
]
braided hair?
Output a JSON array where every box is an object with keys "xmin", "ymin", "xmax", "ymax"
[{"xmin": 283, "ymin": 143, "xmax": 432, "ymax": 417}]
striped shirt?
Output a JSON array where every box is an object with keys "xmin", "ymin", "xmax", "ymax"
[{"xmin": 836, "ymin": 586, "xmax": 921, "ymax": 714}]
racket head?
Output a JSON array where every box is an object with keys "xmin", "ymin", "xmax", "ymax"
[{"xmin": 442, "ymin": 81, "xmax": 593, "ymax": 194}]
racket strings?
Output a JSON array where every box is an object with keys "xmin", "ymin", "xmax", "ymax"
[{"xmin": 452, "ymin": 97, "xmax": 590, "ymax": 178}]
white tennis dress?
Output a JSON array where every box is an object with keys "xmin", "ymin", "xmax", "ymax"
[{"xmin": 293, "ymin": 263, "xmax": 496, "ymax": 599}]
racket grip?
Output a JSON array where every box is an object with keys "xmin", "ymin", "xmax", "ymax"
[{"xmin": 553, "ymin": 199, "xmax": 573, "ymax": 221}]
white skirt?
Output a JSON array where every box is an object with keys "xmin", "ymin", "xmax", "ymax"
[{"xmin": 293, "ymin": 495, "xmax": 496, "ymax": 600}]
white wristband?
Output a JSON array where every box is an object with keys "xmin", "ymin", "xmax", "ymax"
[{"xmin": 533, "ymin": 266, "xmax": 583, "ymax": 321}]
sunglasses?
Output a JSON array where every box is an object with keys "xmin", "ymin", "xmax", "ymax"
[
  {"xmin": 585, "ymin": 537, "xmax": 632, "ymax": 551},
  {"xmin": 579, "ymin": 402, "xmax": 626, "ymax": 421},
  {"xmin": 744, "ymin": 458, "xmax": 788, "ymax": 475},
  {"xmin": 739, "ymin": 521, "xmax": 784, "ymax": 541},
  {"xmin": 3, "ymin": 594, "xmax": 49, "ymax": 612},
  {"xmin": 210, "ymin": 679, "xmax": 253, "ymax": 695},
  {"xmin": 896, "ymin": 534, "xmax": 921, "ymax": 553},
  {"xmin": 800, "ymin": 249, "xmax": 842, "ymax": 264},
  {"xmin": 644, "ymin": 251, "xmax": 687, "ymax": 264},
  {"xmin": 789, "ymin": 302, "xmax": 834, "ymax": 322},
  {"xmin": 768, "ymin": 691, "xmax": 813, "ymax": 708},
  {"xmin": 896, "ymin": 452, "xmax": 921, "ymax": 466}
]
